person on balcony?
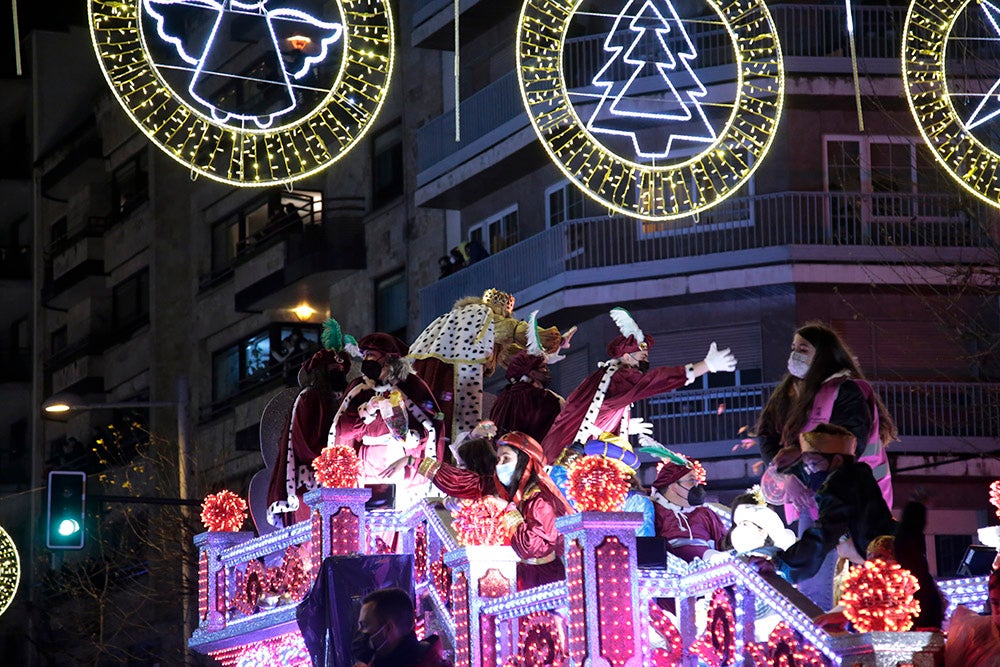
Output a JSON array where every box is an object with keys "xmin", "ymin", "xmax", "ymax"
[
  {"xmin": 387, "ymin": 431, "xmax": 574, "ymax": 590},
  {"xmin": 489, "ymin": 312, "xmax": 566, "ymax": 443},
  {"xmin": 328, "ymin": 333, "xmax": 444, "ymax": 510},
  {"xmin": 409, "ymin": 289, "xmax": 572, "ymax": 446},
  {"xmin": 539, "ymin": 307, "xmax": 737, "ymax": 465},
  {"xmin": 352, "ymin": 587, "xmax": 452, "ymax": 667},
  {"xmin": 645, "ymin": 444, "xmax": 727, "ymax": 562},
  {"xmin": 266, "ymin": 319, "xmax": 354, "ymax": 526}
]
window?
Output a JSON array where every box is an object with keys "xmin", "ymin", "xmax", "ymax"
[
  {"xmin": 469, "ymin": 206, "xmax": 518, "ymax": 253},
  {"xmin": 211, "ymin": 323, "xmax": 320, "ymax": 402},
  {"xmin": 375, "ymin": 270, "xmax": 407, "ymax": 339},
  {"xmin": 50, "ymin": 326, "xmax": 67, "ymax": 353},
  {"xmin": 372, "ymin": 122, "xmax": 403, "ymax": 206},
  {"xmin": 545, "ymin": 181, "xmax": 585, "ymax": 227},
  {"xmin": 112, "ymin": 268, "xmax": 150, "ymax": 329},
  {"xmin": 111, "ymin": 149, "xmax": 149, "ymax": 219}
]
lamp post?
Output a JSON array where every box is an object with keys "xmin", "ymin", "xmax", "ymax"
[{"xmin": 41, "ymin": 376, "xmax": 194, "ymax": 664}]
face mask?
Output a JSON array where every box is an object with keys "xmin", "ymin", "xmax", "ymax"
[
  {"xmin": 352, "ymin": 625, "xmax": 386, "ymax": 662},
  {"xmin": 496, "ymin": 461, "xmax": 517, "ymax": 486},
  {"xmin": 730, "ymin": 523, "xmax": 767, "ymax": 553},
  {"xmin": 787, "ymin": 352, "xmax": 811, "ymax": 379},
  {"xmin": 361, "ymin": 359, "xmax": 383, "ymax": 381},
  {"xmin": 637, "ymin": 360, "xmax": 650, "ymax": 373},
  {"xmin": 685, "ymin": 485, "xmax": 706, "ymax": 506}
]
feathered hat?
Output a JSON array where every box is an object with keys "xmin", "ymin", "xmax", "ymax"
[
  {"xmin": 304, "ymin": 318, "xmax": 358, "ymax": 374},
  {"xmin": 506, "ymin": 310, "xmax": 554, "ymax": 380},
  {"xmin": 638, "ymin": 434, "xmax": 704, "ymax": 489},
  {"xmin": 607, "ymin": 307, "xmax": 654, "ymax": 358}
]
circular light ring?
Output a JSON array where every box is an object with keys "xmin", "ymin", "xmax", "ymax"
[
  {"xmin": 517, "ymin": 0, "xmax": 784, "ymax": 221},
  {"xmin": 903, "ymin": 0, "xmax": 1000, "ymax": 207},
  {"xmin": 0, "ymin": 524, "xmax": 20, "ymax": 617},
  {"xmin": 89, "ymin": 0, "xmax": 394, "ymax": 187}
]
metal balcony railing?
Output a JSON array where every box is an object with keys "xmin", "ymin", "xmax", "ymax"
[
  {"xmin": 634, "ymin": 381, "xmax": 1000, "ymax": 450},
  {"xmin": 419, "ymin": 190, "xmax": 997, "ymax": 322}
]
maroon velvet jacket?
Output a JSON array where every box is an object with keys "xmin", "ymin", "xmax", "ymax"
[
  {"xmin": 489, "ymin": 382, "xmax": 563, "ymax": 444},
  {"xmin": 267, "ymin": 387, "xmax": 336, "ymax": 519}
]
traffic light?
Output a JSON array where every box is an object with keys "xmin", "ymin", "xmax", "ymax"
[{"xmin": 46, "ymin": 471, "xmax": 86, "ymax": 550}]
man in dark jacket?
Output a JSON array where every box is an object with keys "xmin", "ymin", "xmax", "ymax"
[{"xmin": 353, "ymin": 587, "xmax": 452, "ymax": 667}]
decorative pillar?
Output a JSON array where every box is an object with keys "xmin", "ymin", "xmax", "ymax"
[
  {"xmin": 556, "ymin": 511, "xmax": 643, "ymax": 667},
  {"xmin": 192, "ymin": 531, "xmax": 253, "ymax": 632},
  {"xmin": 304, "ymin": 487, "xmax": 372, "ymax": 563},
  {"xmin": 444, "ymin": 544, "xmax": 520, "ymax": 667}
]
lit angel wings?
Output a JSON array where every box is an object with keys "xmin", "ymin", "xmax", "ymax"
[{"xmin": 143, "ymin": 0, "xmax": 343, "ymax": 128}]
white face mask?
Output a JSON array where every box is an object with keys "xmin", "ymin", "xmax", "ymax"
[
  {"xmin": 496, "ymin": 461, "xmax": 516, "ymax": 486},
  {"xmin": 787, "ymin": 351, "xmax": 811, "ymax": 378},
  {"xmin": 730, "ymin": 523, "xmax": 767, "ymax": 553}
]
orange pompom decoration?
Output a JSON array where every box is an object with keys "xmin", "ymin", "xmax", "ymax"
[
  {"xmin": 840, "ymin": 558, "xmax": 921, "ymax": 632},
  {"xmin": 566, "ymin": 456, "xmax": 630, "ymax": 511},
  {"xmin": 201, "ymin": 490, "xmax": 248, "ymax": 532},
  {"xmin": 312, "ymin": 445, "xmax": 361, "ymax": 488},
  {"xmin": 451, "ymin": 496, "xmax": 512, "ymax": 546}
]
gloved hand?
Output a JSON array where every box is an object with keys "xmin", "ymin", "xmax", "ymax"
[
  {"xmin": 704, "ymin": 342, "xmax": 736, "ymax": 373},
  {"xmin": 626, "ymin": 416, "xmax": 654, "ymax": 437}
]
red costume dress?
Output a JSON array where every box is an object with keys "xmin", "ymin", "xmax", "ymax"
[
  {"xmin": 651, "ymin": 494, "xmax": 728, "ymax": 562},
  {"xmin": 541, "ymin": 362, "xmax": 690, "ymax": 465}
]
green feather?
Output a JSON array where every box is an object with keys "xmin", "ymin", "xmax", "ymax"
[
  {"xmin": 637, "ymin": 444, "xmax": 690, "ymax": 466},
  {"xmin": 322, "ymin": 318, "xmax": 344, "ymax": 351}
]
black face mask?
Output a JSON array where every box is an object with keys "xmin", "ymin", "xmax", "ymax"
[
  {"xmin": 361, "ymin": 359, "xmax": 383, "ymax": 381},
  {"xmin": 351, "ymin": 631, "xmax": 375, "ymax": 663},
  {"xmin": 686, "ymin": 485, "xmax": 706, "ymax": 506},
  {"xmin": 637, "ymin": 360, "xmax": 650, "ymax": 373}
]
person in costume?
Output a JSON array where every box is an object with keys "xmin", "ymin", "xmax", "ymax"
[
  {"xmin": 489, "ymin": 312, "xmax": 566, "ymax": 443},
  {"xmin": 945, "ymin": 568, "xmax": 1000, "ymax": 667},
  {"xmin": 645, "ymin": 442, "xmax": 728, "ymax": 562},
  {"xmin": 767, "ymin": 423, "xmax": 896, "ymax": 584},
  {"xmin": 540, "ymin": 307, "xmax": 737, "ymax": 465},
  {"xmin": 390, "ymin": 431, "xmax": 574, "ymax": 590},
  {"xmin": 409, "ymin": 289, "xmax": 573, "ymax": 444},
  {"xmin": 725, "ymin": 486, "xmax": 796, "ymax": 554},
  {"xmin": 548, "ymin": 433, "xmax": 655, "ymax": 536},
  {"xmin": 328, "ymin": 333, "xmax": 444, "ymax": 509},
  {"xmin": 755, "ymin": 321, "xmax": 897, "ymax": 523},
  {"xmin": 266, "ymin": 318, "xmax": 355, "ymax": 526}
]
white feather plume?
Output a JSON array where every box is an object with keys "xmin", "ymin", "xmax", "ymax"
[
  {"xmin": 609, "ymin": 307, "xmax": 644, "ymax": 344},
  {"xmin": 526, "ymin": 310, "xmax": 543, "ymax": 356}
]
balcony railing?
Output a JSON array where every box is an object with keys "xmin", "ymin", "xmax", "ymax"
[
  {"xmin": 420, "ymin": 190, "xmax": 996, "ymax": 322},
  {"xmin": 416, "ymin": 4, "xmax": 914, "ymax": 175},
  {"xmin": 634, "ymin": 381, "xmax": 1000, "ymax": 450}
]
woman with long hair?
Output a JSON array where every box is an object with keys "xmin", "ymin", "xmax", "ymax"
[{"xmin": 755, "ymin": 321, "xmax": 897, "ymax": 517}]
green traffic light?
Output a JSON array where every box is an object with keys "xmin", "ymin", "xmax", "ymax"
[{"xmin": 56, "ymin": 519, "xmax": 81, "ymax": 537}]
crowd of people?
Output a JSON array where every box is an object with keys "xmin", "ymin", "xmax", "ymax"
[{"xmin": 257, "ymin": 294, "xmax": 993, "ymax": 666}]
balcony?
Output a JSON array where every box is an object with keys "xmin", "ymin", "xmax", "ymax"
[
  {"xmin": 233, "ymin": 198, "xmax": 366, "ymax": 312},
  {"xmin": 414, "ymin": 4, "xmax": 912, "ymax": 204},
  {"xmin": 44, "ymin": 331, "xmax": 113, "ymax": 396},
  {"xmin": 412, "ymin": 0, "xmax": 519, "ymax": 50},
  {"xmin": 634, "ymin": 381, "xmax": 1000, "ymax": 461},
  {"xmin": 418, "ymin": 190, "xmax": 996, "ymax": 323},
  {"xmin": 42, "ymin": 217, "xmax": 108, "ymax": 310}
]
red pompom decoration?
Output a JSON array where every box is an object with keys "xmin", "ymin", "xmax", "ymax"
[
  {"xmin": 840, "ymin": 558, "xmax": 921, "ymax": 632},
  {"xmin": 451, "ymin": 496, "xmax": 512, "ymax": 546},
  {"xmin": 201, "ymin": 490, "xmax": 248, "ymax": 532},
  {"xmin": 312, "ymin": 445, "xmax": 361, "ymax": 488},
  {"xmin": 990, "ymin": 480, "xmax": 1000, "ymax": 519},
  {"xmin": 566, "ymin": 456, "xmax": 630, "ymax": 511}
]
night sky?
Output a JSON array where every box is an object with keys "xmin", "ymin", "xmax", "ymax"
[{"xmin": 0, "ymin": 0, "xmax": 86, "ymax": 78}]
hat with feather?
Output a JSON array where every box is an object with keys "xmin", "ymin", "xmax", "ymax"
[
  {"xmin": 639, "ymin": 434, "xmax": 704, "ymax": 489},
  {"xmin": 303, "ymin": 318, "xmax": 358, "ymax": 374},
  {"xmin": 607, "ymin": 307, "xmax": 655, "ymax": 359}
]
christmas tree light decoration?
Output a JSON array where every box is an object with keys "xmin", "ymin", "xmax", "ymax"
[
  {"xmin": 990, "ymin": 479, "xmax": 1000, "ymax": 518},
  {"xmin": 689, "ymin": 588, "xmax": 737, "ymax": 666},
  {"xmin": 840, "ymin": 559, "xmax": 921, "ymax": 632},
  {"xmin": 647, "ymin": 600, "xmax": 683, "ymax": 666},
  {"xmin": 746, "ymin": 622, "xmax": 828, "ymax": 667},
  {"xmin": 0, "ymin": 524, "xmax": 19, "ymax": 617},
  {"xmin": 88, "ymin": 0, "xmax": 394, "ymax": 186},
  {"xmin": 517, "ymin": 0, "xmax": 784, "ymax": 220},
  {"xmin": 201, "ymin": 490, "xmax": 249, "ymax": 532},
  {"xmin": 450, "ymin": 496, "xmax": 513, "ymax": 546},
  {"xmin": 566, "ymin": 456, "xmax": 630, "ymax": 511},
  {"xmin": 312, "ymin": 444, "xmax": 361, "ymax": 488},
  {"xmin": 904, "ymin": 0, "xmax": 1000, "ymax": 208}
]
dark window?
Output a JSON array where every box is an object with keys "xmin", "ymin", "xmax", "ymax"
[
  {"xmin": 50, "ymin": 217, "xmax": 68, "ymax": 246},
  {"xmin": 375, "ymin": 270, "xmax": 407, "ymax": 339},
  {"xmin": 112, "ymin": 150, "xmax": 149, "ymax": 219},
  {"xmin": 235, "ymin": 423, "xmax": 260, "ymax": 452},
  {"xmin": 50, "ymin": 326, "xmax": 67, "ymax": 353},
  {"xmin": 372, "ymin": 122, "xmax": 403, "ymax": 206},
  {"xmin": 211, "ymin": 323, "xmax": 320, "ymax": 402},
  {"xmin": 935, "ymin": 534, "xmax": 974, "ymax": 577},
  {"xmin": 112, "ymin": 268, "xmax": 150, "ymax": 329},
  {"xmin": 11, "ymin": 316, "xmax": 29, "ymax": 353}
]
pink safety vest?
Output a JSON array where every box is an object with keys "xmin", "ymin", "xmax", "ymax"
[{"xmin": 783, "ymin": 376, "xmax": 893, "ymax": 523}]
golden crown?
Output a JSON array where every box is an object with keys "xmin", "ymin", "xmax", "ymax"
[{"xmin": 482, "ymin": 288, "xmax": 515, "ymax": 315}]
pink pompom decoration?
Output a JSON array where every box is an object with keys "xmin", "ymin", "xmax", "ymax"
[
  {"xmin": 312, "ymin": 445, "xmax": 361, "ymax": 488},
  {"xmin": 567, "ymin": 456, "xmax": 629, "ymax": 511},
  {"xmin": 201, "ymin": 490, "xmax": 248, "ymax": 532}
]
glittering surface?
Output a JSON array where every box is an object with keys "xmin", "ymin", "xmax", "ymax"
[{"xmin": 0, "ymin": 524, "xmax": 19, "ymax": 617}]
